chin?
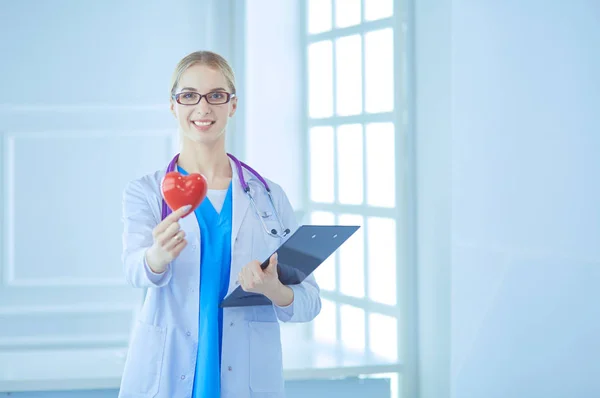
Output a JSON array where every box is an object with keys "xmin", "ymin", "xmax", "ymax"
[{"xmin": 181, "ymin": 128, "xmax": 224, "ymax": 145}]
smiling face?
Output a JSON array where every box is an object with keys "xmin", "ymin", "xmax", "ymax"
[{"xmin": 170, "ymin": 63, "xmax": 237, "ymax": 146}]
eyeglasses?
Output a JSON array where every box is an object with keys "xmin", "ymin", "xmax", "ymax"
[{"xmin": 172, "ymin": 91, "xmax": 236, "ymax": 105}]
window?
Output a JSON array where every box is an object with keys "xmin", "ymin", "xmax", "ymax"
[{"xmin": 302, "ymin": 1, "xmax": 415, "ymax": 397}]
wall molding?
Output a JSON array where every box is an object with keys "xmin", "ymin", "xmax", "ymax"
[
  {"xmin": 0, "ymin": 104, "xmax": 168, "ymax": 113},
  {"xmin": 4, "ymin": 277, "xmax": 128, "ymax": 287},
  {"xmin": 0, "ymin": 305, "xmax": 136, "ymax": 349},
  {"xmin": 1, "ymin": 129, "xmax": 175, "ymax": 288},
  {"xmin": 0, "ymin": 334, "xmax": 131, "ymax": 350},
  {"xmin": 0, "ymin": 303, "xmax": 135, "ymax": 316}
]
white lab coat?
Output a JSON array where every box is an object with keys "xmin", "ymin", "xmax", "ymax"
[{"xmin": 118, "ymin": 156, "xmax": 321, "ymax": 398}]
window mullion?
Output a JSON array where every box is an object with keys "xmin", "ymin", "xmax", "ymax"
[
  {"xmin": 307, "ymin": 17, "xmax": 393, "ymax": 43},
  {"xmin": 360, "ymin": 4, "xmax": 371, "ymax": 352},
  {"xmin": 330, "ymin": 0, "xmax": 343, "ymax": 346},
  {"xmin": 309, "ymin": 112, "xmax": 394, "ymax": 127}
]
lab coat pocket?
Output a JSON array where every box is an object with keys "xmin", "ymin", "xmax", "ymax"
[
  {"xmin": 120, "ymin": 321, "xmax": 167, "ymax": 397},
  {"xmin": 248, "ymin": 321, "xmax": 284, "ymax": 393}
]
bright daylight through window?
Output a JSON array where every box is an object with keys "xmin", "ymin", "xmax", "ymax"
[{"xmin": 302, "ymin": 0, "xmax": 413, "ymax": 397}]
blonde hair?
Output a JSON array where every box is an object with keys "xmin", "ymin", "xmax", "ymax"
[{"xmin": 170, "ymin": 51, "xmax": 236, "ymax": 97}]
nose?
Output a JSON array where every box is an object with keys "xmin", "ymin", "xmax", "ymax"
[{"xmin": 195, "ymin": 96, "xmax": 211, "ymax": 114}]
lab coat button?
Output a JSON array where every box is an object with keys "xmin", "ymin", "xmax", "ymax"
[
  {"xmin": 186, "ymin": 331, "xmax": 191, "ymax": 336},
  {"xmin": 230, "ymin": 322, "xmax": 234, "ymax": 327},
  {"xmin": 228, "ymin": 366, "xmax": 232, "ymax": 371},
  {"xmin": 181, "ymin": 375, "xmax": 186, "ymax": 380},
  {"xmin": 191, "ymin": 244, "xmax": 197, "ymax": 250}
]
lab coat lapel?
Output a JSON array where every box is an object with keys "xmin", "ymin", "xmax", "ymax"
[{"xmin": 230, "ymin": 156, "xmax": 250, "ymax": 247}]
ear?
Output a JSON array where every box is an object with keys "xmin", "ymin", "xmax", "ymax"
[
  {"xmin": 229, "ymin": 96, "xmax": 238, "ymax": 118},
  {"xmin": 169, "ymin": 98, "xmax": 177, "ymax": 118}
]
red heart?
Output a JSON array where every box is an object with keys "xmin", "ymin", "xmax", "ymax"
[{"xmin": 161, "ymin": 172, "xmax": 208, "ymax": 216}]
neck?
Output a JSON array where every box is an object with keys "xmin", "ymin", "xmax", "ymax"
[{"xmin": 177, "ymin": 139, "xmax": 232, "ymax": 184}]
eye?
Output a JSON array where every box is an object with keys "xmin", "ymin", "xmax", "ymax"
[{"xmin": 209, "ymin": 92, "xmax": 226, "ymax": 100}]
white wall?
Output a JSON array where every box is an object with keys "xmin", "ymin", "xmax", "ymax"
[
  {"xmin": 0, "ymin": 0, "xmax": 237, "ymax": 390},
  {"xmin": 414, "ymin": 0, "xmax": 452, "ymax": 397},
  {"xmin": 0, "ymin": 0, "xmax": 203, "ymax": 353},
  {"xmin": 451, "ymin": 1, "xmax": 600, "ymax": 397},
  {"xmin": 415, "ymin": 1, "xmax": 600, "ymax": 397},
  {"xmin": 244, "ymin": 0, "xmax": 304, "ymax": 211}
]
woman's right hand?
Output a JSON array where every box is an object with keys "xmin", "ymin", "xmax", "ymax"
[{"xmin": 145, "ymin": 205, "xmax": 192, "ymax": 274}]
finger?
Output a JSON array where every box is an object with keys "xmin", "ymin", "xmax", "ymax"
[
  {"xmin": 153, "ymin": 216, "xmax": 179, "ymax": 239},
  {"xmin": 164, "ymin": 230, "xmax": 185, "ymax": 251},
  {"xmin": 250, "ymin": 260, "xmax": 262, "ymax": 274},
  {"xmin": 269, "ymin": 253, "xmax": 278, "ymax": 268},
  {"xmin": 248, "ymin": 264, "xmax": 263, "ymax": 284},
  {"xmin": 158, "ymin": 222, "xmax": 181, "ymax": 245},
  {"xmin": 242, "ymin": 267, "xmax": 252, "ymax": 281},
  {"xmin": 154, "ymin": 205, "xmax": 191, "ymax": 235},
  {"xmin": 243, "ymin": 267, "xmax": 257, "ymax": 288},
  {"xmin": 170, "ymin": 239, "xmax": 187, "ymax": 258},
  {"xmin": 262, "ymin": 253, "xmax": 278, "ymax": 274},
  {"xmin": 239, "ymin": 272, "xmax": 253, "ymax": 290}
]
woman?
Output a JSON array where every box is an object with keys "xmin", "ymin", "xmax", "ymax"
[{"xmin": 119, "ymin": 51, "xmax": 321, "ymax": 398}]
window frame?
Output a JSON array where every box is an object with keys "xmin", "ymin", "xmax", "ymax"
[{"xmin": 300, "ymin": 1, "xmax": 418, "ymax": 397}]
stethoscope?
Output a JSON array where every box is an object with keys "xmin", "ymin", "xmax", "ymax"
[{"xmin": 161, "ymin": 153, "xmax": 291, "ymax": 238}]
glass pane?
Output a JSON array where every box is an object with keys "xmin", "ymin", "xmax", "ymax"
[
  {"xmin": 308, "ymin": 0, "xmax": 332, "ymax": 33},
  {"xmin": 340, "ymin": 304, "xmax": 365, "ymax": 351},
  {"xmin": 339, "ymin": 214, "xmax": 364, "ymax": 297},
  {"xmin": 364, "ymin": 28, "xmax": 394, "ymax": 113},
  {"xmin": 367, "ymin": 217, "xmax": 396, "ymax": 305},
  {"xmin": 308, "ymin": 40, "xmax": 334, "ymax": 118},
  {"xmin": 310, "ymin": 126, "xmax": 335, "ymax": 203},
  {"xmin": 311, "ymin": 212, "xmax": 337, "ymax": 291},
  {"xmin": 335, "ymin": 0, "xmax": 361, "ymax": 28},
  {"xmin": 364, "ymin": 0, "xmax": 394, "ymax": 21},
  {"xmin": 335, "ymin": 35, "xmax": 362, "ymax": 116},
  {"xmin": 311, "ymin": 211, "xmax": 336, "ymax": 225},
  {"xmin": 313, "ymin": 299, "xmax": 337, "ymax": 344},
  {"xmin": 366, "ymin": 123, "xmax": 395, "ymax": 207},
  {"xmin": 369, "ymin": 313, "xmax": 398, "ymax": 361},
  {"xmin": 337, "ymin": 124, "xmax": 363, "ymax": 205}
]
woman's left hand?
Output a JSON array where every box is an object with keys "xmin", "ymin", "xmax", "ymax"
[
  {"xmin": 238, "ymin": 253, "xmax": 280, "ymax": 296},
  {"xmin": 238, "ymin": 253, "xmax": 294, "ymax": 307}
]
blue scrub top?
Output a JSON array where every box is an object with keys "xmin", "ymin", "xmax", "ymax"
[{"xmin": 178, "ymin": 166, "xmax": 232, "ymax": 398}]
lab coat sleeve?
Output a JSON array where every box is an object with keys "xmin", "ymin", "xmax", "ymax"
[
  {"xmin": 121, "ymin": 178, "xmax": 173, "ymax": 288},
  {"xmin": 272, "ymin": 186, "xmax": 322, "ymax": 323}
]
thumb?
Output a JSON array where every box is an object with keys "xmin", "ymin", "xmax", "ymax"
[{"xmin": 267, "ymin": 252, "xmax": 278, "ymax": 271}]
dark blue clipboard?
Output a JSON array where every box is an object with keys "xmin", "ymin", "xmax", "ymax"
[{"xmin": 219, "ymin": 224, "xmax": 360, "ymax": 308}]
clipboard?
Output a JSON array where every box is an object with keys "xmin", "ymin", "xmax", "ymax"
[{"xmin": 219, "ymin": 224, "xmax": 360, "ymax": 308}]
